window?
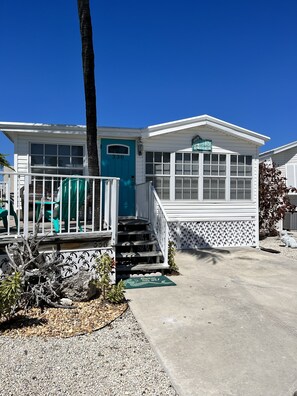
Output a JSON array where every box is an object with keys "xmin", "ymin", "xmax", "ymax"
[
  {"xmin": 145, "ymin": 152, "xmax": 170, "ymax": 199},
  {"xmin": 107, "ymin": 145, "xmax": 129, "ymax": 155},
  {"xmin": 203, "ymin": 154, "xmax": 226, "ymax": 200},
  {"xmin": 31, "ymin": 144, "xmax": 84, "ymax": 175},
  {"xmin": 175, "ymin": 153, "xmax": 199, "ymax": 199},
  {"xmin": 230, "ymin": 155, "xmax": 252, "ymax": 199},
  {"xmin": 286, "ymin": 164, "xmax": 297, "ymax": 188},
  {"xmin": 145, "ymin": 151, "xmax": 253, "ymax": 202}
]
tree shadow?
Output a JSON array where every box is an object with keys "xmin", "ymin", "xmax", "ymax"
[
  {"xmin": 177, "ymin": 247, "xmax": 230, "ymax": 265},
  {"xmin": 0, "ymin": 314, "xmax": 48, "ymax": 332},
  {"xmin": 172, "ymin": 222, "xmax": 232, "ymax": 265}
]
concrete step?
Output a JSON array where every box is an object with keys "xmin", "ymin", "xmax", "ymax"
[
  {"xmin": 116, "ymin": 240, "xmax": 157, "ymax": 247},
  {"xmin": 118, "ymin": 219, "xmax": 150, "ymax": 227},
  {"xmin": 116, "ymin": 251, "xmax": 163, "ymax": 259},
  {"xmin": 116, "ymin": 263, "xmax": 169, "ymax": 272},
  {"xmin": 118, "ymin": 229, "xmax": 153, "ymax": 236}
]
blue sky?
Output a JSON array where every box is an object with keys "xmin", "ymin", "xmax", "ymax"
[{"xmin": 0, "ymin": 0, "xmax": 296, "ymax": 162}]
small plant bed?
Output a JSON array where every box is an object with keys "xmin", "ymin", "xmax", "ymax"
[
  {"xmin": 0, "ymin": 297, "xmax": 128, "ymax": 338},
  {"xmin": 0, "ymin": 233, "xmax": 127, "ymax": 338}
]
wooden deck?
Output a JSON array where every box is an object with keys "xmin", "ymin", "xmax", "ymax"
[{"xmin": 0, "ymin": 221, "xmax": 112, "ymax": 251}]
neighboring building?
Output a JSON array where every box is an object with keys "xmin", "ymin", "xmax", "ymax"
[
  {"xmin": 260, "ymin": 141, "xmax": 297, "ymax": 230},
  {"xmin": 0, "ymin": 114, "xmax": 269, "ymax": 248}
]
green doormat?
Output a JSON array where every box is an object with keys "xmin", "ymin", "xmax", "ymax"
[{"xmin": 124, "ymin": 275, "xmax": 176, "ymax": 289}]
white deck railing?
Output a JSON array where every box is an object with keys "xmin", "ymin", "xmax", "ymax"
[
  {"xmin": 0, "ymin": 172, "xmax": 119, "ymax": 244},
  {"xmin": 136, "ymin": 181, "xmax": 169, "ymax": 265}
]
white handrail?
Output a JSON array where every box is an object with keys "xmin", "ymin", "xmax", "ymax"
[
  {"xmin": 0, "ymin": 171, "xmax": 119, "ymax": 240},
  {"xmin": 136, "ymin": 182, "xmax": 169, "ymax": 265}
]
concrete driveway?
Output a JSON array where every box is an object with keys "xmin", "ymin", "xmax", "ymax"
[{"xmin": 126, "ymin": 248, "xmax": 297, "ymax": 396}]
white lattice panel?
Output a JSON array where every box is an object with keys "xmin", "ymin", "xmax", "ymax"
[{"xmin": 169, "ymin": 220, "xmax": 256, "ymax": 249}]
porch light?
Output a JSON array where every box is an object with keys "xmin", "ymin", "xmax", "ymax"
[{"xmin": 137, "ymin": 138, "xmax": 143, "ymax": 156}]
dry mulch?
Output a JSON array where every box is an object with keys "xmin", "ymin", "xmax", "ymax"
[{"xmin": 0, "ymin": 297, "xmax": 128, "ymax": 338}]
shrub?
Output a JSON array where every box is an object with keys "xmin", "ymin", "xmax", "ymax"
[
  {"xmin": 94, "ymin": 253, "xmax": 125, "ymax": 303},
  {"xmin": 168, "ymin": 241, "xmax": 179, "ymax": 273},
  {"xmin": 0, "ymin": 271, "xmax": 22, "ymax": 320},
  {"xmin": 259, "ymin": 161, "xmax": 296, "ymax": 236},
  {"xmin": 107, "ymin": 280, "xmax": 125, "ymax": 304}
]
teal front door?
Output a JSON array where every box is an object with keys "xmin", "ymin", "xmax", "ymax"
[{"xmin": 101, "ymin": 139, "xmax": 136, "ymax": 216}]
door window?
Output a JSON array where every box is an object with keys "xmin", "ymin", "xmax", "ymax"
[{"xmin": 107, "ymin": 145, "xmax": 130, "ymax": 155}]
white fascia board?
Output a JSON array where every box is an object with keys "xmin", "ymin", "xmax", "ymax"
[
  {"xmin": 260, "ymin": 140, "xmax": 297, "ymax": 157},
  {"xmin": 97, "ymin": 127, "xmax": 142, "ymax": 138},
  {"xmin": 205, "ymin": 120, "xmax": 268, "ymax": 146},
  {"xmin": 0, "ymin": 122, "xmax": 86, "ymax": 137},
  {"xmin": 143, "ymin": 115, "xmax": 270, "ymax": 146},
  {"xmin": 0, "ymin": 122, "xmax": 142, "ymax": 140}
]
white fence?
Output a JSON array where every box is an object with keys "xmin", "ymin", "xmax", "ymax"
[
  {"xmin": 136, "ymin": 181, "xmax": 169, "ymax": 265},
  {"xmin": 0, "ymin": 172, "xmax": 119, "ymax": 244}
]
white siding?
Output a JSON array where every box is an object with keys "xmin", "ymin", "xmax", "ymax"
[
  {"xmin": 143, "ymin": 126, "xmax": 258, "ymax": 155},
  {"xmin": 271, "ymin": 147, "xmax": 297, "ymax": 179},
  {"xmin": 163, "ymin": 202, "xmax": 257, "ymax": 221}
]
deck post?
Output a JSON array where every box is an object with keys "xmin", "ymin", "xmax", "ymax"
[
  {"xmin": 23, "ymin": 174, "xmax": 30, "ymax": 238},
  {"xmin": 111, "ymin": 179, "xmax": 119, "ymax": 245}
]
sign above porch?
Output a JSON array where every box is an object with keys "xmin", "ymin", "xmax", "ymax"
[{"xmin": 192, "ymin": 135, "xmax": 212, "ymax": 152}]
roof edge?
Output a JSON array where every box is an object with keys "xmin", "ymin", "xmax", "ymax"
[{"xmin": 259, "ymin": 140, "xmax": 297, "ymax": 157}]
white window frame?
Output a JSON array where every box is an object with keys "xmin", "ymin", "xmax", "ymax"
[
  {"xmin": 30, "ymin": 143, "xmax": 85, "ymax": 175},
  {"xmin": 145, "ymin": 151, "xmax": 171, "ymax": 200},
  {"xmin": 145, "ymin": 151, "xmax": 254, "ymax": 202},
  {"xmin": 202, "ymin": 153, "xmax": 227, "ymax": 201},
  {"xmin": 174, "ymin": 152, "xmax": 199, "ymax": 200},
  {"xmin": 230, "ymin": 155, "xmax": 253, "ymax": 200}
]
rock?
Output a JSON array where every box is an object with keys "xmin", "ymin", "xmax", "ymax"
[
  {"xmin": 59, "ymin": 298, "xmax": 73, "ymax": 306},
  {"xmin": 60, "ymin": 270, "xmax": 97, "ymax": 302}
]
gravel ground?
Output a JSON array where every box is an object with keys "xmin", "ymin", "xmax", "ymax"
[
  {"xmin": 259, "ymin": 230, "xmax": 297, "ymax": 261},
  {"xmin": 0, "ymin": 309, "xmax": 177, "ymax": 396}
]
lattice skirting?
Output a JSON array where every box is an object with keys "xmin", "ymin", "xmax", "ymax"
[
  {"xmin": 0, "ymin": 247, "xmax": 115, "ymax": 282},
  {"xmin": 168, "ymin": 220, "xmax": 257, "ymax": 249}
]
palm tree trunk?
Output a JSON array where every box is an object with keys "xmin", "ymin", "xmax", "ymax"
[
  {"xmin": 77, "ymin": 0, "xmax": 100, "ymax": 230},
  {"xmin": 77, "ymin": 0, "xmax": 99, "ymax": 177}
]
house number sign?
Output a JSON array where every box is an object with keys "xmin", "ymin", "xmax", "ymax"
[{"xmin": 192, "ymin": 135, "xmax": 212, "ymax": 152}]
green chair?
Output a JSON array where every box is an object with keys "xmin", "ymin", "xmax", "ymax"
[
  {"xmin": 0, "ymin": 199, "xmax": 18, "ymax": 231},
  {"xmin": 45, "ymin": 177, "xmax": 88, "ymax": 233}
]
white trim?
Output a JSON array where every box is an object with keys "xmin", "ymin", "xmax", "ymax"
[
  {"xmin": 260, "ymin": 140, "xmax": 297, "ymax": 158},
  {"xmin": 144, "ymin": 115, "xmax": 270, "ymax": 146},
  {"xmin": 0, "ymin": 115, "xmax": 269, "ymax": 147}
]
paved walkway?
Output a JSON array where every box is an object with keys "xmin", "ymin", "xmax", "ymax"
[{"xmin": 126, "ymin": 248, "xmax": 297, "ymax": 396}]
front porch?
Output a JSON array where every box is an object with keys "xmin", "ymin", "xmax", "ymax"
[
  {"xmin": 0, "ymin": 172, "xmax": 119, "ymax": 242},
  {"xmin": 0, "ymin": 172, "xmax": 169, "ymax": 274}
]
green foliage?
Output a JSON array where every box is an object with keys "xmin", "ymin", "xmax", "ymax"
[
  {"xmin": 0, "ymin": 153, "xmax": 14, "ymax": 170},
  {"xmin": 0, "ymin": 271, "xmax": 22, "ymax": 320},
  {"xmin": 94, "ymin": 254, "xmax": 112, "ymax": 300},
  {"xmin": 107, "ymin": 280, "xmax": 125, "ymax": 304},
  {"xmin": 168, "ymin": 241, "xmax": 179, "ymax": 273},
  {"xmin": 259, "ymin": 162, "xmax": 296, "ymax": 236},
  {"xmin": 94, "ymin": 254, "xmax": 125, "ymax": 303}
]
